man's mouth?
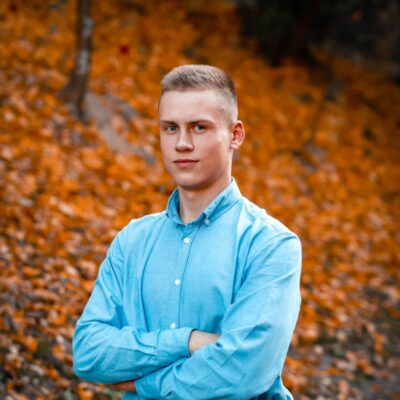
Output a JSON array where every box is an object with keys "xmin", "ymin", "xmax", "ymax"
[
  {"xmin": 173, "ymin": 159, "xmax": 199, "ymax": 168},
  {"xmin": 173, "ymin": 159, "xmax": 199, "ymax": 164}
]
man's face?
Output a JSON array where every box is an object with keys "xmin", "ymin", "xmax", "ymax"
[{"xmin": 158, "ymin": 89, "xmax": 237, "ymax": 192}]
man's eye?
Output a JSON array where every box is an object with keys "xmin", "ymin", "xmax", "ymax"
[
  {"xmin": 193, "ymin": 124, "xmax": 206, "ymax": 132},
  {"xmin": 165, "ymin": 125, "xmax": 177, "ymax": 133}
]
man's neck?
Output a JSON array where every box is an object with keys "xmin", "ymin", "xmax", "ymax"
[{"xmin": 178, "ymin": 176, "xmax": 232, "ymax": 225}]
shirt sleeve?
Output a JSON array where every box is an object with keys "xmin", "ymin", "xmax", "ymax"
[
  {"xmin": 72, "ymin": 227, "xmax": 194, "ymax": 384},
  {"xmin": 134, "ymin": 232, "xmax": 302, "ymax": 400}
]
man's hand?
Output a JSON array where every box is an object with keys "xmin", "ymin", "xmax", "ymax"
[
  {"xmin": 189, "ymin": 330, "xmax": 221, "ymax": 355},
  {"xmin": 109, "ymin": 379, "xmax": 136, "ymax": 392}
]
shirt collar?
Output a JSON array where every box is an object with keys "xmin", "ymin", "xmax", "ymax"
[{"xmin": 166, "ymin": 178, "xmax": 242, "ymax": 226}]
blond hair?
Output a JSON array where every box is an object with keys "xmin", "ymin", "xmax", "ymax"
[{"xmin": 160, "ymin": 65, "xmax": 238, "ymax": 123}]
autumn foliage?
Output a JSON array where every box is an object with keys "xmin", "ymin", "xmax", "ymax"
[{"xmin": 0, "ymin": 1, "xmax": 399, "ymax": 399}]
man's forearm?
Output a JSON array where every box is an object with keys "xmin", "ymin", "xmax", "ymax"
[{"xmin": 107, "ymin": 330, "xmax": 221, "ymax": 393}]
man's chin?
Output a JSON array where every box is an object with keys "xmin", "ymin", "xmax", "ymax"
[{"xmin": 174, "ymin": 178, "xmax": 210, "ymax": 192}]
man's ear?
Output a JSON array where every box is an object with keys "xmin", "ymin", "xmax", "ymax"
[{"xmin": 230, "ymin": 120, "xmax": 245, "ymax": 150}]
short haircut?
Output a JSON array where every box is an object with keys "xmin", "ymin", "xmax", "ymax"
[{"xmin": 160, "ymin": 64, "xmax": 238, "ymax": 123}]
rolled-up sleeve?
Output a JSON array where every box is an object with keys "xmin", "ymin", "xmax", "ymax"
[
  {"xmin": 135, "ymin": 233, "xmax": 302, "ymax": 400},
  {"xmin": 72, "ymin": 228, "xmax": 194, "ymax": 384}
]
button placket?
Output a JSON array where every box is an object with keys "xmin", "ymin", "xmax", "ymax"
[{"xmin": 167, "ymin": 224, "xmax": 201, "ymax": 331}]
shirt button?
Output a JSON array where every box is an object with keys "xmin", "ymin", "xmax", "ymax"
[
  {"xmin": 174, "ymin": 279, "xmax": 181, "ymax": 285},
  {"xmin": 204, "ymin": 218, "xmax": 210, "ymax": 225},
  {"xmin": 183, "ymin": 237, "xmax": 190, "ymax": 244},
  {"xmin": 170, "ymin": 322, "xmax": 176, "ymax": 329}
]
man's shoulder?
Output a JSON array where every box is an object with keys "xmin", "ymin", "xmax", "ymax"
[
  {"xmin": 117, "ymin": 211, "xmax": 167, "ymax": 240},
  {"xmin": 237, "ymin": 197, "xmax": 302, "ymax": 265},
  {"xmin": 128, "ymin": 211, "xmax": 166, "ymax": 226},
  {"xmin": 239, "ymin": 196, "xmax": 299, "ymax": 242}
]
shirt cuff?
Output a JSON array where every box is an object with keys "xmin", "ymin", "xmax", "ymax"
[
  {"xmin": 135, "ymin": 357, "xmax": 187, "ymax": 399},
  {"xmin": 158, "ymin": 327, "xmax": 194, "ymax": 359},
  {"xmin": 136, "ymin": 328, "xmax": 194, "ymax": 398}
]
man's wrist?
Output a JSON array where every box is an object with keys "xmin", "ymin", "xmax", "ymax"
[{"xmin": 188, "ymin": 329, "xmax": 198, "ymax": 355}]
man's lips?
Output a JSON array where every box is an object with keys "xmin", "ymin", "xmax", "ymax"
[
  {"xmin": 173, "ymin": 159, "xmax": 199, "ymax": 164},
  {"xmin": 173, "ymin": 159, "xmax": 199, "ymax": 169}
]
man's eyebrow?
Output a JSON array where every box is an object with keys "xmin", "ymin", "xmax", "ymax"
[
  {"xmin": 190, "ymin": 119, "xmax": 214, "ymax": 124},
  {"xmin": 159, "ymin": 119, "xmax": 215, "ymax": 125}
]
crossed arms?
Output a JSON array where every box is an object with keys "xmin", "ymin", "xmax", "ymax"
[
  {"xmin": 108, "ymin": 330, "xmax": 221, "ymax": 393},
  {"xmin": 72, "ymin": 231, "xmax": 302, "ymax": 399}
]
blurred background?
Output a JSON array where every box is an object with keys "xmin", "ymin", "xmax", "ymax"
[{"xmin": 0, "ymin": 0, "xmax": 399, "ymax": 399}]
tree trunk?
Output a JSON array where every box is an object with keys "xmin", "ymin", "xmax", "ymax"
[{"xmin": 59, "ymin": 0, "xmax": 92, "ymax": 122}]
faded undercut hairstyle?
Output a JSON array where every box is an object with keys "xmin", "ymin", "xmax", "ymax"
[{"xmin": 160, "ymin": 64, "xmax": 238, "ymax": 124}]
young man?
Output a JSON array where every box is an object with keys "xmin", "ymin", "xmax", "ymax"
[{"xmin": 73, "ymin": 65, "xmax": 302, "ymax": 399}]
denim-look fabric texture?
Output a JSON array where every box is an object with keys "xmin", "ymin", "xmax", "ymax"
[{"xmin": 73, "ymin": 178, "xmax": 302, "ymax": 399}]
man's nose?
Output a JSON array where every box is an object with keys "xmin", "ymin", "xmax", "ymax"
[{"xmin": 175, "ymin": 130, "xmax": 194, "ymax": 151}]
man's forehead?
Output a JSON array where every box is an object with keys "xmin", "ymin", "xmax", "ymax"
[{"xmin": 158, "ymin": 89, "xmax": 227, "ymax": 121}]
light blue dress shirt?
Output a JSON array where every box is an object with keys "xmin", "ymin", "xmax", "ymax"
[{"xmin": 73, "ymin": 178, "xmax": 302, "ymax": 399}]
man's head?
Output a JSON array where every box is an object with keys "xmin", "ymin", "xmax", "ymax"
[
  {"xmin": 160, "ymin": 64, "xmax": 238, "ymax": 125},
  {"xmin": 158, "ymin": 65, "xmax": 244, "ymax": 193}
]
